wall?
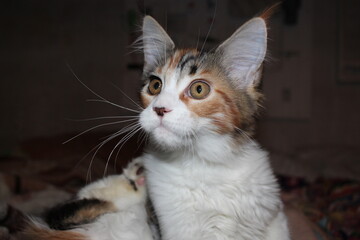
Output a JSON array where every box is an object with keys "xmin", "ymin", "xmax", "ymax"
[{"xmin": 1, "ymin": 0, "xmax": 359, "ymax": 161}]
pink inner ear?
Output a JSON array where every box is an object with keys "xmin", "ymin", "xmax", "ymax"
[{"xmin": 136, "ymin": 176, "xmax": 145, "ymax": 186}]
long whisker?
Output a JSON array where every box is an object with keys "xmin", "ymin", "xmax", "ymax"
[
  {"xmin": 63, "ymin": 119, "xmax": 137, "ymax": 144},
  {"xmin": 66, "ymin": 63, "xmax": 117, "ymax": 105},
  {"xmin": 114, "ymin": 128, "xmax": 148, "ymax": 173},
  {"xmin": 104, "ymin": 125, "xmax": 142, "ymax": 176},
  {"xmin": 99, "ymin": 121, "xmax": 141, "ymax": 145},
  {"xmin": 106, "ymin": 126, "xmax": 142, "ymax": 175},
  {"xmin": 85, "ymin": 122, "xmax": 140, "ymax": 181},
  {"xmin": 109, "ymin": 82, "xmax": 144, "ymax": 110},
  {"xmin": 86, "ymin": 132, "xmax": 121, "ymax": 182},
  {"xmin": 67, "ymin": 63, "xmax": 141, "ymax": 115},
  {"xmin": 71, "ymin": 121, "xmax": 139, "ymax": 174},
  {"xmin": 164, "ymin": 9, "xmax": 167, "ymax": 64},
  {"xmin": 82, "ymin": 122, "xmax": 139, "ymax": 164},
  {"xmin": 138, "ymin": 130, "xmax": 148, "ymax": 150},
  {"xmin": 66, "ymin": 115, "xmax": 139, "ymax": 122},
  {"xmin": 235, "ymin": 127, "xmax": 254, "ymax": 143},
  {"xmin": 86, "ymin": 99, "xmax": 140, "ymax": 113},
  {"xmin": 195, "ymin": 28, "xmax": 201, "ymax": 50},
  {"xmin": 199, "ymin": 0, "xmax": 217, "ymax": 55}
]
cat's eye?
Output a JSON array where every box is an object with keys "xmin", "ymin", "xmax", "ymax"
[
  {"xmin": 189, "ymin": 80, "xmax": 211, "ymax": 99},
  {"xmin": 148, "ymin": 77, "xmax": 162, "ymax": 95}
]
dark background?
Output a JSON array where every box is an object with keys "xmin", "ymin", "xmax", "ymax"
[{"xmin": 1, "ymin": 0, "xmax": 360, "ymax": 179}]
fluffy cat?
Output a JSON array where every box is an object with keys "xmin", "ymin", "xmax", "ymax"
[
  {"xmin": 2, "ymin": 158, "xmax": 155, "ymax": 240},
  {"xmin": 137, "ymin": 14, "xmax": 290, "ymax": 240}
]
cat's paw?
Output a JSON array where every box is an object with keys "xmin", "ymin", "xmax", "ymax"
[{"xmin": 123, "ymin": 157, "xmax": 145, "ymax": 187}]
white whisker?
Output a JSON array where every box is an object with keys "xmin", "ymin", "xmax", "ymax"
[
  {"xmin": 86, "ymin": 132, "xmax": 121, "ymax": 182},
  {"xmin": 83, "ymin": 131, "xmax": 121, "ymax": 182},
  {"xmin": 195, "ymin": 28, "xmax": 201, "ymax": 50},
  {"xmin": 104, "ymin": 125, "xmax": 142, "ymax": 176},
  {"xmin": 66, "ymin": 115, "xmax": 139, "ymax": 122},
  {"xmin": 235, "ymin": 127, "xmax": 254, "ymax": 143},
  {"xmin": 200, "ymin": 0, "xmax": 217, "ymax": 55},
  {"xmin": 86, "ymin": 99, "xmax": 140, "ymax": 114},
  {"xmin": 98, "ymin": 121, "xmax": 140, "ymax": 141},
  {"xmin": 63, "ymin": 119, "xmax": 137, "ymax": 144},
  {"xmin": 109, "ymin": 82, "xmax": 144, "ymax": 110},
  {"xmin": 113, "ymin": 128, "xmax": 148, "ymax": 172},
  {"xmin": 85, "ymin": 123, "xmax": 140, "ymax": 181},
  {"xmin": 66, "ymin": 63, "xmax": 129, "ymax": 111}
]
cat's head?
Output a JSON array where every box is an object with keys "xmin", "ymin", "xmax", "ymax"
[{"xmin": 138, "ymin": 16, "xmax": 267, "ymax": 152}]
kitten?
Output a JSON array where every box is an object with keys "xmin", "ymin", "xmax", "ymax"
[
  {"xmin": 137, "ymin": 15, "xmax": 291, "ymax": 240},
  {"xmin": 5, "ymin": 158, "xmax": 155, "ymax": 240}
]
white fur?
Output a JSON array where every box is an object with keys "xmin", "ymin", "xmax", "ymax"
[
  {"xmin": 143, "ymin": 140, "xmax": 290, "ymax": 240},
  {"xmin": 73, "ymin": 204, "xmax": 153, "ymax": 240}
]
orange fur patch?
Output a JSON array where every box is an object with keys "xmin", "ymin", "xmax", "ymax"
[
  {"xmin": 181, "ymin": 71, "xmax": 241, "ymax": 134},
  {"xmin": 140, "ymin": 89, "xmax": 152, "ymax": 108},
  {"xmin": 18, "ymin": 224, "xmax": 86, "ymax": 240},
  {"xmin": 259, "ymin": 2, "xmax": 281, "ymax": 21}
]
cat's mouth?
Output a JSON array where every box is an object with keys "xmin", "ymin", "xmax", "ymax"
[
  {"xmin": 151, "ymin": 118, "xmax": 175, "ymax": 134},
  {"xmin": 153, "ymin": 123, "xmax": 177, "ymax": 138}
]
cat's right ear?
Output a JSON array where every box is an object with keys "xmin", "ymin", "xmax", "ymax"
[
  {"xmin": 216, "ymin": 17, "xmax": 267, "ymax": 89},
  {"xmin": 141, "ymin": 16, "xmax": 175, "ymax": 72}
]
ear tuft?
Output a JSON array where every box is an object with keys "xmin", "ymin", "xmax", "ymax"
[
  {"xmin": 259, "ymin": 3, "xmax": 281, "ymax": 22},
  {"xmin": 141, "ymin": 16, "xmax": 175, "ymax": 72},
  {"xmin": 216, "ymin": 17, "xmax": 267, "ymax": 89}
]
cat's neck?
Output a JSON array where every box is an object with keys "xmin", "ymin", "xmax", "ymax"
[{"xmin": 148, "ymin": 132, "xmax": 258, "ymax": 166}]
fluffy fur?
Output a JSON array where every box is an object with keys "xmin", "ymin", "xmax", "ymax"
[
  {"xmin": 138, "ymin": 15, "xmax": 290, "ymax": 240},
  {"xmin": 71, "ymin": 158, "xmax": 154, "ymax": 240},
  {"xmin": 10, "ymin": 158, "xmax": 154, "ymax": 240}
]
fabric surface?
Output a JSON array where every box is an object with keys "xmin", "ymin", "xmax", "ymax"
[{"xmin": 0, "ymin": 135, "xmax": 358, "ymax": 239}]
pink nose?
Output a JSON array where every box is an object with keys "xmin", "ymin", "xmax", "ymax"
[{"xmin": 153, "ymin": 107, "xmax": 171, "ymax": 116}]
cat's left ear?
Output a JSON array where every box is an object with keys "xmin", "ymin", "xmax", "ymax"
[
  {"xmin": 141, "ymin": 16, "xmax": 175, "ymax": 72},
  {"xmin": 216, "ymin": 17, "xmax": 267, "ymax": 89}
]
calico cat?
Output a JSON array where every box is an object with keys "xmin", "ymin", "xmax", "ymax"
[
  {"xmin": 2, "ymin": 158, "xmax": 155, "ymax": 240},
  {"xmin": 137, "ymin": 14, "xmax": 290, "ymax": 240}
]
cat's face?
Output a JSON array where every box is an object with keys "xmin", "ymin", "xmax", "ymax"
[
  {"xmin": 140, "ymin": 50, "xmax": 241, "ymax": 150},
  {"xmin": 139, "ymin": 16, "xmax": 267, "ymax": 151}
]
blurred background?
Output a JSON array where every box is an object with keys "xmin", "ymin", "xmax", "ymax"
[
  {"xmin": 1, "ymin": 0, "xmax": 360, "ymax": 238},
  {"xmin": 1, "ymin": 0, "xmax": 359, "ymax": 177}
]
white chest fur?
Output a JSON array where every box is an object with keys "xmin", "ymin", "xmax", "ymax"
[{"xmin": 143, "ymin": 142, "xmax": 290, "ymax": 240}]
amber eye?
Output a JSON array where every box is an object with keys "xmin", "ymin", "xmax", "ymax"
[
  {"xmin": 189, "ymin": 80, "xmax": 211, "ymax": 99},
  {"xmin": 148, "ymin": 78, "xmax": 162, "ymax": 95}
]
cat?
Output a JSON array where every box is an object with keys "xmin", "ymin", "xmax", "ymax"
[
  {"xmin": 1, "ymin": 158, "xmax": 155, "ymax": 240},
  {"xmin": 136, "ymin": 14, "xmax": 291, "ymax": 240}
]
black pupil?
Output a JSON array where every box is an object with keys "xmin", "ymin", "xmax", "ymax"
[
  {"xmin": 153, "ymin": 81, "xmax": 160, "ymax": 90},
  {"xmin": 196, "ymin": 85, "xmax": 202, "ymax": 94}
]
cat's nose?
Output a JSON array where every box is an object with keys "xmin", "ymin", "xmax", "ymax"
[{"xmin": 153, "ymin": 107, "xmax": 171, "ymax": 117}]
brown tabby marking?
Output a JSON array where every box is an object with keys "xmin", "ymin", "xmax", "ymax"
[
  {"xmin": 169, "ymin": 49, "xmax": 197, "ymax": 69},
  {"xmin": 63, "ymin": 201, "xmax": 116, "ymax": 228}
]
